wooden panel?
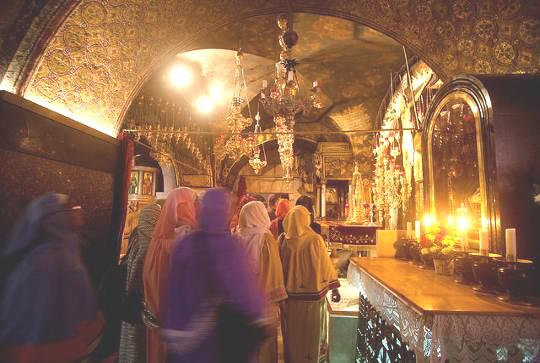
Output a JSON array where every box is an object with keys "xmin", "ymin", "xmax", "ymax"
[{"xmin": 351, "ymin": 257, "xmax": 540, "ymax": 317}]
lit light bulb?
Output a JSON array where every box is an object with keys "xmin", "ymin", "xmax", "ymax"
[
  {"xmin": 457, "ymin": 216, "xmax": 470, "ymax": 232},
  {"xmin": 169, "ymin": 64, "xmax": 193, "ymax": 88},
  {"xmin": 209, "ymin": 82, "xmax": 224, "ymax": 102},
  {"xmin": 195, "ymin": 95, "xmax": 214, "ymax": 114},
  {"xmin": 423, "ymin": 214, "xmax": 435, "ymax": 228}
]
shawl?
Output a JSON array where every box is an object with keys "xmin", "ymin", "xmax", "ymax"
[
  {"xmin": 229, "ymin": 194, "xmax": 257, "ymax": 231},
  {"xmin": 279, "ymin": 206, "xmax": 339, "ymax": 300},
  {"xmin": 0, "ymin": 193, "xmax": 102, "ymax": 362},
  {"xmin": 119, "ymin": 203, "xmax": 161, "ymax": 363},
  {"xmin": 143, "ymin": 187, "xmax": 198, "ymax": 320},
  {"xmin": 162, "ymin": 188, "xmax": 267, "ymax": 362},
  {"xmin": 236, "ymin": 201, "xmax": 272, "ymax": 273},
  {"xmin": 270, "ymin": 199, "xmax": 291, "ymax": 238}
]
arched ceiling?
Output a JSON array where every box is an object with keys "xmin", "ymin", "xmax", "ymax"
[{"xmin": 1, "ymin": 0, "xmax": 538, "ymax": 137}]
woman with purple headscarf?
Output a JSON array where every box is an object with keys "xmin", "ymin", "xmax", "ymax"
[
  {"xmin": 0, "ymin": 193, "xmax": 103, "ymax": 362},
  {"xmin": 162, "ymin": 188, "xmax": 268, "ymax": 363}
]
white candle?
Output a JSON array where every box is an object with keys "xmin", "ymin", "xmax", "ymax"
[
  {"xmin": 287, "ymin": 70, "xmax": 294, "ymax": 81},
  {"xmin": 262, "ymin": 79, "xmax": 267, "ymax": 88},
  {"xmin": 479, "ymin": 229, "xmax": 488, "ymax": 256},
  {"xmin": 414, "ymin": 220, "xmax": 421, "ymax": 240},
  {"xmin": 505, "ymin": 228, "xmax": 517, "ymax": 261},
  {"xmin": 406, "ymin": 222, "xmax": 413, "ymax": 239},
  {"xmin": 312, "ymin": 80, "xmax": 318, "ymax": 88}
]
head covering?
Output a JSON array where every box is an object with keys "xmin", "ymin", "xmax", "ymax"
[
  {"xmin": 137, "ymin": 203, "xmax": 162, "ymax": 240},
  {"xmin": 143, "ymin": 187, "xmax": 198, "ymax": 352},
  {"xmin": 0, "ymin": 193, "xmax": 102, "ymax": 361},
  {"xmin": 236, "ymin": 201, "xmax": 272, "ymax": 273},
  {"xmin": 2, "ymin": 193, "xmax": 73, "ymax": 256},
  {"xmin": 283, "ymin": 205, "xmax": 312, "ymax": 238},
  {"xmin": 162, "ymin": 188, "xmax": 266, "ymax": 361},
  {"xmin": 296, "ymin": 195, "xmax": 314, "ymax": 215},
  {"xmin": 229, "ymin": 194, "xmax": 256, "ymax": 231},
  {"xmin": 275, "ymin": 199, "xmax": 291, "ymax": 220},
  {"xmin": 280, "ymin": 205, "xmax": 339, "ymax": 300},
  {"xmin": 152, "ymin": 187, "xmax": 198, "ymax": 241}
]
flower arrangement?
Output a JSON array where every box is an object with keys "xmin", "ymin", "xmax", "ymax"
[{"xmin": 419, "ymin": 223, "xmax": 460, "ymax": 260}]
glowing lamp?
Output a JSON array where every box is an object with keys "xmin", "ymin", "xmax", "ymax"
[
  {"xmin": 209, "ymin": 82, "xmax": 224, "ymax": 102},
  {"xmin": 457, "ymin": 215, "xmax": 470, "ymax": 232},
  {"xmin": 169, "ymin": 64, "xmax": 193, "ymax": 88},
  {"xmin": 423, "ymin": 214, "xmax": 435, "ymax": 229},
  {"xmin": 195, "ymin": 95, "xmax": 214, "ymax": 114}
]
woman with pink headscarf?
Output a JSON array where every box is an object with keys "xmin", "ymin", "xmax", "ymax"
[{"xmin": 143, "ymin": 187, "xmax": 198, "ymax": 363}]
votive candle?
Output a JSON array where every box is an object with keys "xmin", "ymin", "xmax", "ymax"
[
  {"xmin": 414, "ymin": 220, "xmax": 421, "ymax": 240},
  {"xmin": 505, "ymin": 228, "xmax": 517, "ymax": 262},
  {"xmin": 479, "ymin": 229, "xmax": 488, "ymax": 256},
  {"xmin": 406, "ymin": 222, "xmax": 413, "ymax": 239}
]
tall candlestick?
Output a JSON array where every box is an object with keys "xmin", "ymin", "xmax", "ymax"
[
  {"xmin": 479, "ymin": 229, "xmax": 488, "ymax": 256},
  {"xmin": 406, "ymin": 222, "xmax": 413, "ymax": 239},
  {"xmin": 414, "ymin": 220, "xmax": 421, "ymax": 240},
  {"xmin": 505, "ymin": 228, "xmax": 517, "ymax": 262}
]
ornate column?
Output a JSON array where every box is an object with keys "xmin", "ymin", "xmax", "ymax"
[
  {"xmin": 348, "ymin": 181, "xmax": 353, "ymax": 220},
  {"xmin": 315, "ymin": 184, "xmax": 321, "ymax": 218}
]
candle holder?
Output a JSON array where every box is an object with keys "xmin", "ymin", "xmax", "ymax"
[
  {"xmin": 472, "ymin": 253, "xmax": 503, "ymax": 295},
  {"xmin": 453, "ymin": 251, "xmax": 481, "ymax": 285},
  {"xmin": 497, "ymin": 259, "xmax": 537, "ymax": 306}
]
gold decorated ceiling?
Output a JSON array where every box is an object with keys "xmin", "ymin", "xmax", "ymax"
[{"xmin": 9, "ymin": 0, "xmax": 539, "ymax": 137}]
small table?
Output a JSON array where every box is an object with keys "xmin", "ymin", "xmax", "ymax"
[{"xmin": 347, "ymin": 257, "xmax": 540, "ymax": 362}]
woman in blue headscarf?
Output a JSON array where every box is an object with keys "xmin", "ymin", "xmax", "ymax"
[
  {"xmin": 162, "ymin": 188, "xmax": 269, "ymax": 363},
  {"xmin": 0, "ymin": 193, "xmax": 103, "ymax": 363}
]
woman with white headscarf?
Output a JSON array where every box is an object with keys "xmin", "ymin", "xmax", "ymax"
[{"xmin": 236, "ymin": 201, "xmax": 287, "ymax": 363}]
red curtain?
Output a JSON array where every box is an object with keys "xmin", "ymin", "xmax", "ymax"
[{"xmin": 112, "ymin": 131, "xmax": 134, "ymax": 258}]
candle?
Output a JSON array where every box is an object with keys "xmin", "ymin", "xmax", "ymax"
[
  {"xmin": 312, "ymin": 80, "xmax": 318, "ymax": 88},
  {"xmin": 406, "ymin": 222, "xmax": 413, "ymax": 239},
  {"xmin": 479, "ymin": 229, "xmax": 488, "ymax": 256},
  {"xmin": 262, "ymin": 79, "xmax": 267, "ymax": 88},
  {"xmin": 287, "ymin": 70, "xmax": 294, "ymax": 81},
  {"xmin": 414, "ymin": 220, "xmax": 421, "ymax": 240},
  {"xmin": 505, "ymin": 228, "xmax": 517, "ymax": 262}
]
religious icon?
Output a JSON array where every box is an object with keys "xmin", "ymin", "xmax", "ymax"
[
  {"xmin": 129, "ymin": 171, "xmax": 139, "ymax": 195},
  {"xmin": 141, "ymin": 172, "xmax": 154, "ymax": 196}
]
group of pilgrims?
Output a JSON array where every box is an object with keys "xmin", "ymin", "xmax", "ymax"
[{"xmin": 0, "ymin": 187, "xmax": 340, "ymax": 363}]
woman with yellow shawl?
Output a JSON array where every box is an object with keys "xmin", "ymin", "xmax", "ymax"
[
  {"xmin": 279, "ymin": 206, "xmax": 340, "ymax": 363},
  {"xmin": 236, "ymin": 201, "xmax": 288, "ymax": 363}
]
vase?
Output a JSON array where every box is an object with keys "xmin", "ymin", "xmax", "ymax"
[{"xmin": 433, "ymin": 258, "xmax": 452, "ymax": 275}]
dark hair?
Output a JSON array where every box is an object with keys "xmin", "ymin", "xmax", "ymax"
[
  {"xmin": 251, "ymin": 193, "xmax": 267, "ymax": 204},
  {"xmin": 296, "ymin": 195, "xmax": 314, "ymax": 214},
  {"xmin": 268, "ymin": 194, "xmax": 279, "ymax": 208}
]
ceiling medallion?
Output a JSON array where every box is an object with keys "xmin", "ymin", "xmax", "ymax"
[{"xmin": 259, "ymin": 14, "xmax": 322, "ymax": 181}]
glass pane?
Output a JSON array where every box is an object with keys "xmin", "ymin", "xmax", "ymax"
[{"xmin": 431, "ymin": 101, "xmax": 481, "ymax": 228}]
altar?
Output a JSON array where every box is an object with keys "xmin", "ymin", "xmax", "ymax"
[{"xmin": 347, "ymin": 258, "xmax": 540, "ymax": 362}]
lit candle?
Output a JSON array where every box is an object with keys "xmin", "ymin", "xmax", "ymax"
[
  {"xmin": 505, "ymin": 228, "xmax": 517, "ymax": 262},
  {"xmin": 406, "ymin": 222, "xmax": 413, "ymax": 239},
  {"xmin": 287, "ymin": 70, "xmax": 294, "ymax": 81},
  {"xmin": 479, "ymin": 229, "xmax": 488, "ymax": 256},
  {"xmin": 262, "ymin": 79, "xmax": 268, "ymax": 88},
  {"xmin": 415, "ymin": 220, "xmax": 421, "ymax": 240},
  {"xmin": 312, "ymin": 80, "xmax": 318, "ymax": 88}
]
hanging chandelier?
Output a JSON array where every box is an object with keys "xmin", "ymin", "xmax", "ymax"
[
  {"xmin": 248, "ymin": 111, "xmax": 268, "ymax": 174},
  {"xmin": 259, "ymin": 14, "xmax": 321, "ymax": 181},
  {"xmin": 214, "ymin": 50, "xmax": 254, "ymax": 163}
]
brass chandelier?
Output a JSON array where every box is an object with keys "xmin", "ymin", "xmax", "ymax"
[{"xmin": 259, "ymin": 14, "xmax": 321, "ymax": 181}]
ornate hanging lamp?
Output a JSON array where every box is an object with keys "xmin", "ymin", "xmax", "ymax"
[{"xmin": 259, "ymin": 14, "xmax": 321, "ymax": 181}]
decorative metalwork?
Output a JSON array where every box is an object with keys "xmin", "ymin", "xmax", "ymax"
[
  {"xmin": 248, "ymin": 111, "xmax": 267, "ymax": 174},
  {"xmin": 214, "ymin": 50, "xmax": 254, "ymax": 164},
  {"xmin": 356, "ymin": 293, "xmax": 416, "ymax": 363},
  {"xmin": 124, "ymin": 96, "xmax": 209, "ymax": 171},
  {"xmin": 259, "ymin": 14, "xmax": 322, "ymax": 181}
]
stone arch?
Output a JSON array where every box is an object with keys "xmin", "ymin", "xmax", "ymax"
[{"xmin": 8, "ymin": 0, "xmax": 538, "ymax": 136}]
